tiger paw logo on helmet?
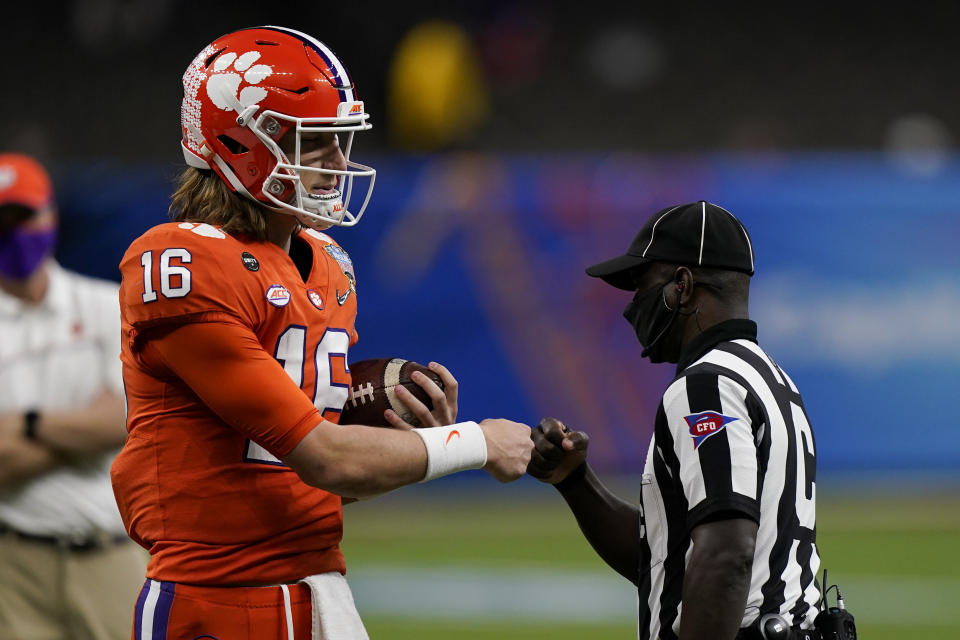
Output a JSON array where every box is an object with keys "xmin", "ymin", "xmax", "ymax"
[{"xmin": 205, "ymin": 51, "xmax": 273, "ymax": 111}]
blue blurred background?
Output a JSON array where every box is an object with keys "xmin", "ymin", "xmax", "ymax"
[
  {"xmin": 5, "ymin": 1, "xmax": 956, "ymax": 480},
  {"xmin": 52, "ymin": 153, "xmax": 960, "ymax": 478}
]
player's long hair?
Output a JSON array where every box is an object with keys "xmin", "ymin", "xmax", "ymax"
[{"xmin": 169, "ymin": 168, "xmax": 270, "ymax": 241}]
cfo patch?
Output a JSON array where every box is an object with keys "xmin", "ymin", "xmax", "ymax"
[{"xmin": 684, "ymin": 411, "xmax": 738, "ymax": 450}]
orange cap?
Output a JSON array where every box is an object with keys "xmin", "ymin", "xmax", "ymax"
[{"xmin": 0, "ymin": 154, "xmax": 53, "ymax": 211}]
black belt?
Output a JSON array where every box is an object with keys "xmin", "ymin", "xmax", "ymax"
[
  {"xmin": 736, "ymin": 625, "xmax": 819, "ymax": 640},
  {"xmin": 0, "ymin": 523, "xmax": 130, "ymax": 552}
]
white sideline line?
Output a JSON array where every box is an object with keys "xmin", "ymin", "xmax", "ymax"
[
  {"xmin": 349, "ymin": 568, "xmax": 635, "ymax": 621},
  {"xmin": 348, "ymin": 568, "xmax": 960, "ymax": 625}
]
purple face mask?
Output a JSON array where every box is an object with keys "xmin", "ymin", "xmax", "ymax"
[{"xmin": 0, "ymin": 226, "xmax": 57, "ymax": 279}]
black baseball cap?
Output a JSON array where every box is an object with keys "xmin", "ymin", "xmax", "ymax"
[{"xmin": 586, "ymin": 200, "xmax": 755, "ymax": 290}]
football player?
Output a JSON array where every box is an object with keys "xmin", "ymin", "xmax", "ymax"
[{"xmin": 111, "ymin": 26, "xmax": 533, "ymax": 639}]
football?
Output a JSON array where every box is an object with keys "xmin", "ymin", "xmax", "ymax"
[{"xmin": 340, "ymin": 358, "xmax": 445, "ymax": 427}]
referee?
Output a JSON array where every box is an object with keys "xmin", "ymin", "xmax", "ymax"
[{"xmin": 529, "ymin": 201, "xmax": 821, "ymax": 640}]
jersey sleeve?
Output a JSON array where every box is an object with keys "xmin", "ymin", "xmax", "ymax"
[
  {"xmin": 661, "ymin": 371, "xmax": 760, "ymax": 529},
  {"xmin": 141, "ymin": 321, "xmax": 323, "ymax": 458},
  {"xmin": 119, "ymin": 223, "xmax": 262, "ymax": 342}
]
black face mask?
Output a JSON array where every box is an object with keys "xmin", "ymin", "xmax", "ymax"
[{"xmin": 622, "ymin": 280, "xmax": 679, "ymax": 363}]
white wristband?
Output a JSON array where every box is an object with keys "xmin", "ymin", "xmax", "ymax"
[{"xmin": 413, "ymin": 421, "xmax": 488, "ymax": 482}]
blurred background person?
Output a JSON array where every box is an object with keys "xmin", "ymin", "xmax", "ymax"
[{"xmin": 0, "ymin": 153, "xmax": 146, "ymax": 640}]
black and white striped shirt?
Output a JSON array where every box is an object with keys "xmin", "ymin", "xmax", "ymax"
[{"xmin": 638, "ymin": 319, "xmax": 820, "ymax": 639}]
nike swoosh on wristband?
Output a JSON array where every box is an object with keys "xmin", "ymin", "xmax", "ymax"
[{"xmin": 445, "ymin": 430, "xmax": 461, "ymax": 445}]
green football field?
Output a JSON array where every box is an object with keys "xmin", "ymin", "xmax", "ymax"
[{"xmin": 340, "ymin": 480, "xmax": 960, "ymax": 639}]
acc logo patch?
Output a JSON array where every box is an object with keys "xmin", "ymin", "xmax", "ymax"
[
  {"xmin": 684, "ymin": 411, "xmax": 738, "ymax": 449},
  {"xmin": 307, "ymin": 289, "xmax": 324, "ymax": 310},
  {"xmin": 265, "ymin": 284, "xmax": 291, "ymax": 307}
]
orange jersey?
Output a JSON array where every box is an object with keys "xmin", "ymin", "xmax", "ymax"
[{"xmin": 111, "ymin": 221, "xmax": 358, "ymax": 586}]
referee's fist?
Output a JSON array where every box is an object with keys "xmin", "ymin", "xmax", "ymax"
[{"xmin": 527, "ymin": 417, "xmax": 590, "ymax": 485}]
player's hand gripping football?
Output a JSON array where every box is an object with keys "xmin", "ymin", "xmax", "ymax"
[
  {"xmin": 384, "ymin": 362, "xmax": 458, "ymax": 429},
  {"xmin": 479, "ymin": 419, "xmax": 534, "ymax": 482},
  {"xmin": 528, "ymin": 417, "xmax": 590, "ymax": 484}
]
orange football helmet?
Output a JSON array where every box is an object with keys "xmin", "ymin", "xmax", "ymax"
[{"xmin": 180, "ymin": 26, "xmax": 375, "ymax": 228}]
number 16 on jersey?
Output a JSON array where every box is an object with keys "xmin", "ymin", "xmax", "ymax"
[{"xmin": 141, "ymin": 249, "xmax": 193, "ymax": 302}]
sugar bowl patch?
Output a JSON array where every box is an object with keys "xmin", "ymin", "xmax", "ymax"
[{"xmin": 324, "ymin": 244, "xmax": 356, "ymax": 292}]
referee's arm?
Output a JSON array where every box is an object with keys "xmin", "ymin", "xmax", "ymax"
[
  {"xmin": 555, "ymin": 463, "xmax": 641, "ymax": 585},
  {"xmin": 529, "ymin": 418, "xmax": 641, "ymax": 585},
  {"xmin": 665, "ymin": 372, "xmax": 762, "ymax": 639},
  {"xmin": 680, "ymin": 516, "xmax": 758, "ymax": 640}
]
